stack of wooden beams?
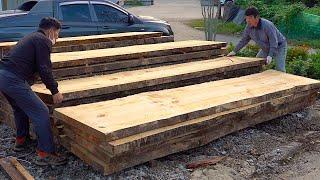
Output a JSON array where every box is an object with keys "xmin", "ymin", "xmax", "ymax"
[
  {"xmin": 0, "ymin": 39, "xmax": 231, "ymax": 128},
  {"xmin": 53, "ymin": 70, "xmax": 320, "ymax": 175},
  {"xmin": 50, "ymin": 40, "xmax": 228, "ymax": 80},
  {"xmin": 0, "ymin": 32, "xmax": 173, "ymax": 59},
  {"xmin": 0, "ymin": 56, "xmax": 264, "ymax": 130}
]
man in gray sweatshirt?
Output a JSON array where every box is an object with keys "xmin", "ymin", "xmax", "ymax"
[{"xmin": 227, "ymin": 7, "xmax": 287, "ymax": 72}]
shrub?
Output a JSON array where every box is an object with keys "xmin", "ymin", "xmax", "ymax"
[
  {"xmin": 306, "ymin": 51, "xmax": 320, "ymax": 79},
  {"xmin": 237, "ymin": 44, "xmax": 260, "ymax": 57},
  {"xmin": 286, "ymin": 59, "xmax": 309, "ymax": 76},
  {"xmin": 286, "ymin": 46, "xmax": 309, "ymax": 62}
]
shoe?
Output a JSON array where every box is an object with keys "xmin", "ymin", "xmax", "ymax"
[
  {"xmin": 35, "ymin": 150, "xmax": 68, "ymax": 166},
  {"xmin": 13, "ymin": 136, "xmax": 37, "ymax": 152}
]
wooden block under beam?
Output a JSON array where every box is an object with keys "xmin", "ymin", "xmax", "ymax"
[{"xmin": 0, "ymin": 157, "xmax": 34, "ymax": 180}]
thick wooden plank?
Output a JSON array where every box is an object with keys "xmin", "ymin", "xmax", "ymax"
[
  {"xmin": 0, "ymin": 157, "xmax": 34, "ymax": 180},
  {"xmin": 50, "ymin": 49, "xmax": 225, "ymax": 80},
  {"xmin": 59, "ymin": 90, "xmax": 317, "ymax": 157},
  {"xmin": 106, "ymin": 90, "xmax": 318, "ymax": 155},
  {"xmin": 60, "ymin": 90, "xmax": 316, "ymax": 175},
  {"xmin": 53, "ymin": 70, "xmax": 320, "ymax": 142},
  {"xmin": 50, "ymin": 40, "xmax": 227, "ymax": 68},
  {"xmin": 2, "ymin": 56, "xmax": 259, "ymax": 130},
  {"xmin": 33, "ymin": 57, "xmax": 264, "ymax": 103},
  {"xmin": 51, "ymin": 36, "xmax": 173, "ymax": 53},
  {"xmin": 0, "ymin": 32, "xmax": 165, "ymax": 58}
]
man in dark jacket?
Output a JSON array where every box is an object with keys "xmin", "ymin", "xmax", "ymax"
[{"xmin": 0, "ymin": 17, "xmax": 66, "ymax": 166}]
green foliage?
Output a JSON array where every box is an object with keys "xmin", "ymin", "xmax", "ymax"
[
  {"xmin": 305, "ymin": 6, "xmax": 320, "ymax": 15},
  {"xmin": 287, "ymin": 59, "xmax": 308, "ymax": 76},
  {"xmin": 237, "ymin": 44, "xmax": 260, "ymax": 57},
  {"xmin": 286, "ymin": 46, "xmax": 309, "ymax": 62},
  {"xmin": 289, "ymin": 39, "xmax": 320, "ymax": 49},
  {"xmin": 188, "ymin": 19, "xmax": 245, "ymax": 35},
  {"xmin": 306, "ymin": 52, "xmax": 320, "ymax": 79},
  {"xmin": 227, "ymin": 42, "xmax": 235, "ymax": 53},
  {"xmin": 227, "ymin": 42, "xmax": 320, "ymax": 79},
  {"xmin": 124, "ymin": 0, "xmax": 143, "ymax": 6}
]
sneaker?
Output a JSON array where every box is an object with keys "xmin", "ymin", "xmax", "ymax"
[
  {"xmin": 13, "ymin": 136, "xmax": 37, "ymax": 152},
  {"xmin": 35, "ymin": 150, "xmax": 68, "ymax": 166}
]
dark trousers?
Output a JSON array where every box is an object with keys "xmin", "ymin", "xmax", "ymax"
[{"xmin": 0, "ymin": 69, "xmax": 55, "ymax": 153}]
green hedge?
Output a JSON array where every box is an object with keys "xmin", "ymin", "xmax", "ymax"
[{"xmin": 227, "ymin": 43, "xmax": 320, "ymax": 79}]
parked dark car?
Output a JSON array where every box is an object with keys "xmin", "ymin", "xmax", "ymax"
[{"xmin": 0, "ymin": 0, "xmax": 173, "ymax": 42}]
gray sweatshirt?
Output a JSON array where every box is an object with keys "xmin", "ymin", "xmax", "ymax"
[{"xmin": 234, "ymin": 18, "xmax": 286, "ymax": 57}]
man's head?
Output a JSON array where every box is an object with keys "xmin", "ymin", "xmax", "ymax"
[
  {"xmin": 38, "ymin": 17, "xmax": 61, "ymax": 45},
  {"xmin": 245, "ymin": 7, "xmax": 260, "ymax": 28}
]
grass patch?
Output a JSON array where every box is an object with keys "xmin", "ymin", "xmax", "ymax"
[
  {"xmin": 304, "ymin": 6, "xmax": 320, "ymax": 16},
  {"xmin": 124, "ymin": 0, "xmax": 144, "ymax": 6},
  {"xmin": 288, "ymin": 39, "xmax": 320, "ymax": 49},
  {"xmin": 188, "ymin": 19, "xmax": 245, "ymax": 35}
]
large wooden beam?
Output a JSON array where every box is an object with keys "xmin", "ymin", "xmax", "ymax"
[
  {"xmin": 54, "ymin": 70, "xmax": 320, "ymax": 143},
  {"xmin": 58, "ymin": 89, "xmax": 318, "ymax": 175},
  {"xmin": 0, "ymin": 56, "xmax": 261, "ymax": 131},
  {"xmin": 0, "ymin": 32, "xmax": 171, "ymax": 58},
  {"xmin": 33, "ymin": 57, "xmax": 264, "ymax": 104},
  {"xmin": 50, "ymin": 40, "xmax": 227, "ymax": 68}
]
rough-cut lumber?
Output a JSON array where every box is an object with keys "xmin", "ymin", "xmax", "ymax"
[
  {"xmin": 0, "ymin": 32, "xmax": 171, "ymax": 58},
  {"xmin": 50, "ymin": 40, "xmax": 227, "ymax": 68},
  {"xmin": 58, "ymin": 89, "xmax": 318, "ymax": 175},
  {"xmin": 54, "ymin": 70, "xmax": 320, "ymax": 144},
  {"xmin": 32, "ymin": 57, "xmax": 264, "ymax": 104},
  {"xmin": 1, "ymin": 56, "xmax": 260, "ymax": 132},
  {"xmin": 0, "ymin": 157, "xmax": 34, "ymax": 180},
  {"xmin": 51, "ymin": 49, "xmax": 225, "ymax": 80}
]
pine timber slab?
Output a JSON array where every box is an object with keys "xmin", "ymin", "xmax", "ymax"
[
  {"xmin": 1, "ymin": 56, "xmax": 255, "ymax": 130},
  {"xmin": 59, "ymin": 90, "xmax": 317, "ymax": 175},
  {"xmin": 51, "ymin": 49, "xmax": 225, "ymax": 80},
  {"xmin": 57, "ymin": 90, "xmax": 316, "ymax": 159},
  {"xmin": 32, "ymin": 57, "xmax": 264, "ymax": 104},
  {"xmin": 53, "ymin": 70, "xmax": 320, "ymax": 144},
  {"xmin": 50, "ymin": 40, "xmax": 227, "ymax": 69},
  {"xmin": 0, "ymin": 32, "xmax": 167, "ymax": 58}
]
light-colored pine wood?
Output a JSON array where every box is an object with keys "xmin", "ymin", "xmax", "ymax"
[
  {"xmin": 50, "ymin": 40, "xmax": 227, "ymax": 67},
  {"xmin": 32, "ymin": 56, "xmax": 264, "ymax": 101},
  {"xmin": 54, "ymin": 70, "xmax": 320, "ymax": 142},
  {"xmin": 0, "ymin": 32, "xmax": 162, "ymax": 48},
  {"xmin": 59, "ymin": 90, "xmax": 317, "ymax": 175}
]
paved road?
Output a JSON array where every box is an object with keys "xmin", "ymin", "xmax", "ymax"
[{"xmin": 127, "ymin": 0, "xmax": 241, "ymax": 43}]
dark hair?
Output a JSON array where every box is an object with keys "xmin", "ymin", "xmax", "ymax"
[
  {"xmin": 38, "ymin": 17, "xmax": 61, "ymax": 30},
  {"xmin": 245, "ymin": 7, "xmax": 260, "ymax": 17}
]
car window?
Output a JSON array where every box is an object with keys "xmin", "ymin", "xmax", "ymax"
[
  {"xmin": 60, "ymin": 4, "xmax": 92, "ymax": 22},
  {"xmin": 93, "ymin": 4, "xmax": 128, "ymax": 23}
]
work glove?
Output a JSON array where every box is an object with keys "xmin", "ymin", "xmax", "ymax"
[
  {"xmin": 227, "ymin": 51, "xmax": 236, "ymax": 57},
  {"xmin": 266, "ymin": 56, "xmax": 272, "ymax": 65}
]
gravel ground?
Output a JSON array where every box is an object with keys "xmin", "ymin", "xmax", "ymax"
[{"xmin": 1, "ymin": 99, "xmax": 319, "ymax": 179}]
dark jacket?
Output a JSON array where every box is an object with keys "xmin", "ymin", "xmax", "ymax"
[{"xmin": 0, "ymin": 30, "xmax": 58, "ymax": 95}]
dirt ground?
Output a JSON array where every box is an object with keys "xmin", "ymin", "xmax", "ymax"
[{"xmin": 1, "ymin": 99, "xmax": 319, "ymax": 179}]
